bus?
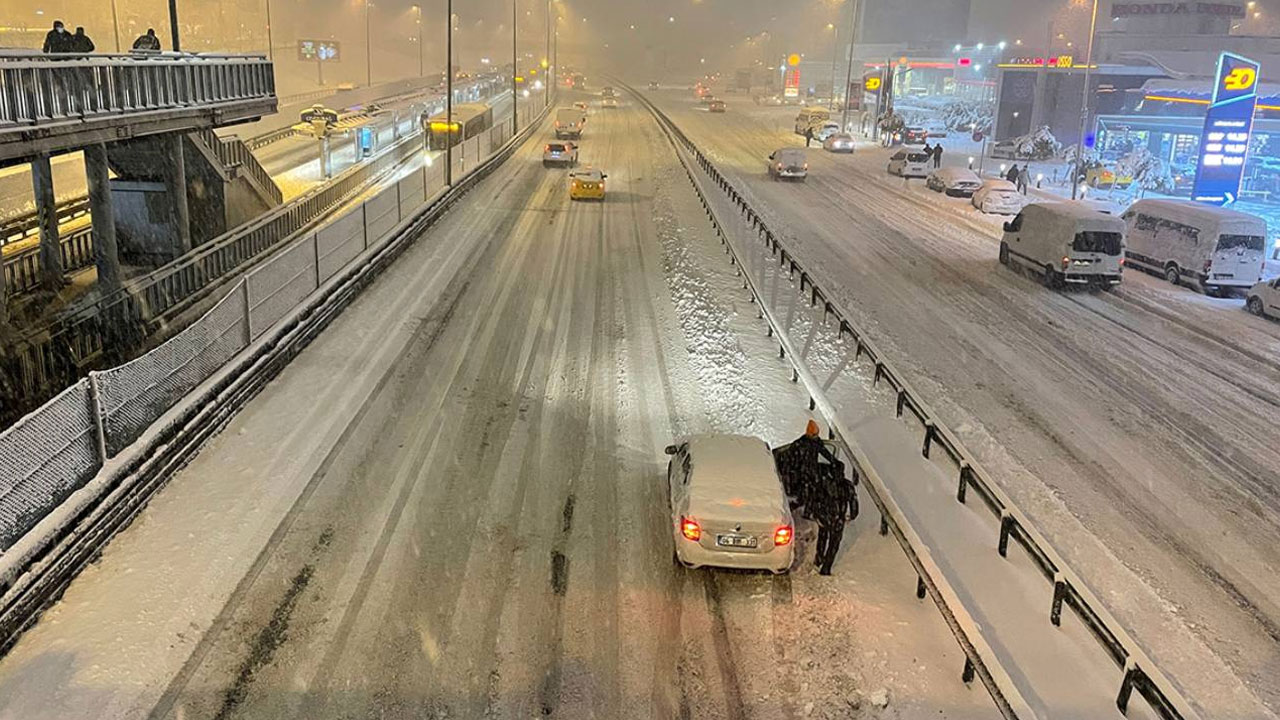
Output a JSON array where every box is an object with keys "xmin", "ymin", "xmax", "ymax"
[{"xmin": 423, "ymin": 103, "xmax": 494, "ymax": 151}]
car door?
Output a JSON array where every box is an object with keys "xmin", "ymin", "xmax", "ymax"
[
  {"xmin": 668, "ymin": 448, "xmax": 692, "ymax": 522},
  {"xmin": 1268, "ymin": 279, "xmax": 1280, "ymax": 315}
]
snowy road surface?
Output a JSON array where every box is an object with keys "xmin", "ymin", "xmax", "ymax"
[
  {"xmin": 0, "ymin": 95, "xmax": 989, "ymax": 719},
  {"xmin": 646, "ymin": 89, "xmax": 1280, "ymax": 717}
]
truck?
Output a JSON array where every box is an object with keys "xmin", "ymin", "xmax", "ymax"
[{"xmin": 554, "ymin": 108, "xmax": 586, "ymax": 139}]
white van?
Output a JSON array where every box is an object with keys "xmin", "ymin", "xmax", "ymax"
[
  {"xmin": 554, "ymin": 108, "xmax": 585, "ymax": 139},
  {"xmin": 1120, "ymin": 199, "xmax": 1266, "ymax": 296},
  {"xmin": 999, "ymin": 202, "xmax": 1126, "ymax": 289},
  {"xmin": 794, "ymin": 107, "xmax": 831, "ymax": 136},
  {"xmin": 666, "ymin": 435, "xmax": 794, "ymax": 574}
]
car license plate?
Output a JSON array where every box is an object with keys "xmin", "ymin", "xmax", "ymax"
[{"xmin": 716, "ymin": 534, "xmax": 757, "ymax": 548}]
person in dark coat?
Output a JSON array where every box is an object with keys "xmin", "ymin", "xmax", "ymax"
[
  {"xmin": 1005, "ymin": 164, "xmax": 1020, "ymax": 183},
  {"xmin": 813, "ymin": 464, "xmax": 859, "ymax": 575},
  {"xmin": 70, "ymin": 27, "xmax": 94, "ymax": 53},
  {"xmin": 132, "ymin": 28, "xmax": 161, "ymax": 51},
  {"xmin": 921, "ymin": 141, "xmax": 933, "ymax": 159},
  {"xmin": 804, "ymin": 125, "xmax": 814, "ymax": 147},
  {"xmin": 932, "ymin": 143, "xmax": 943, "ymax": 168},
  {"xmin": 774, "ymin": 420, "xmax": 839, "ymax": 518},
  {"xmin": 42, "ymin": 21, "xmax": 70, "ymax": 53}
]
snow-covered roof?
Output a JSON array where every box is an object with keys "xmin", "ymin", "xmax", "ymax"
[
  {"xmin": 1022, "ymin": 201, "xmax": 1126, "ymax": 232},
  {"xmin": 684, "ymin": 435, "xmax": 788, "ymax": 523},
  {"xmin": 1140, "ymin": 77, "xmax": 1280, "ymax": 100},
  {"xmin": 1116, "ymin": 49, "xmax": 1280, "ymax": 82},
  {"xmin": 1128, "ymin": 199, "xmax": 1269, "ymax": 230}
]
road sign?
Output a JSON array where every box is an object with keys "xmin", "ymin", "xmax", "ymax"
[
  {"xmin": 1192, "ymin": 52, "xmax": 1260, "ymax": 206},
  {"xmin": 298, "ymin": 40, "xmax": 341, "ymax": 62}
]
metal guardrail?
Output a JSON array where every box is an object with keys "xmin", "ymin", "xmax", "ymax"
[
  {"xmin": 0, "ymin": 51, "xmax": 274, "ymax": 128},
  {"xmin": 2, "ymin": 224, "xmax": 93, "ymax": 295},
  {"xmin": 1, "ymin": 197, "xmax": 90, "ymax": 249},
  {"xmin": 626, "ymin": 83, "xmax": 1200, "ymax": 720}
]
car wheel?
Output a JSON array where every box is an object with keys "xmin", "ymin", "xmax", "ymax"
[
  {"xmin": 1204, "ymin": 284, "xmax": 1222, "ymax": 298},
  {"xmin": 998, "ymin": 242, "xmax": 1010, "ymax": 266},
  {"xmin": 1043, "ymin": 266, "xmax": 1061, "ymax": 289},
  {"xmin": 1248, "ymin": 296, "xmax": 1265, "ymax": 316},
  {"xmin": 1164, "ymin": 263, "xmax": 1181, "ymax": 286}
]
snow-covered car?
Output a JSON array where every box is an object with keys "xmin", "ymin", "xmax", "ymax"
[
  {"xmin": 990, "ymin": 139, "xmax": 1024, "ymax": 160},
  {"xmin": 999, "ymin": 202, "xmax": 1125, "ymax": 289},
  {"xmin": 666, "ymin": 435, "xmax": 794, "ymax": 574},
  {"xmin": 926, "ymin": 167, "xmax": 983, "ymax": 197},
  {"xmin": 814, "ymin": 121, "xmax": 842, "ymax": 141},
  {"xmin": 902, "ymin": 127, "xmax": 929, "ymax": 144},
  {"xmin": 701, "ymin": 94, "xmax": 718, "ymax": 105},
  {"xmin": 823, "ymin": 133, "xmax": 855, "ymax": 153},
  {"xmin": 542, "ymin": 141, "xmax": 578, "ymax": 167},
  {"xmin": 768, "ymin": 148, "xmax": 808, "ymax": 180},
  {"xmin": 708, "ymin": 99, "xmax": 726, "ymax": 113},
  {"xmin": 754, "ymin": 94, "xmax": 784, "ymax": 106},
  {"xmin": 1246, "ymin": 277, "xmax": 1280, "ymax": 319},
  {"xmin": 648, "ymin": 81, "xmax": 661, "ymax": 90},
  {"xmin": 886, "ymin": 150, "xmax": 931, "ymax": 178},
  {"xmin": 972, "ymin": 179, "xmax": 1024, "ymax": 214},
  {"xmin": 602, "ymin": 96, "xmax": 619, "ymax": 109},
  {"xmin": 1085, "ymin": 166, "xmax": 1133, "ymax": 189}
]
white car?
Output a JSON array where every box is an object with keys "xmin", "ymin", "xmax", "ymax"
[
  {"xmin": 542, "ymin": 141, "xmax": 578, "ymax": 167},
  {"xmin": 602, "ymin": 96, "xmax": 619, "ymax": 109},
  {"xmin": 886, "ymin": 150, "xmax": 931, "ymax": 178},
  {"xmin": 666, "ymin": 435, "xmax": 794, "ymax": 574},
  {"xmin": 814, "ymin": 121, "xmax": 842, "ymax": 142},
  {"xmin": 768, "ymin": 148, "xmax": 808, "ymax": 180},
  {"xmin": 972, "ymin": 179, "xmax": 1024, "ymax": 214},
  {"xmin": 823, "ymin": 133, "xmax": 855, "ymax": 153},
  {"xmin": 926, "ymin": 167, "xmax": 982, "ymax": 197},
  {"xmin": 1246, "ymin": 277, "xmax": 1280, "ymax": 319}
]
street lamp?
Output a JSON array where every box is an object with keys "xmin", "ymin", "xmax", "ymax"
[
  {"xmin": 513, "ymin": 0, "xmax": 518, "ymax": 131},
  {"xmin": 414, "ymin": 5, "xmax": 423, "ymax": 77},
  {"xmin": 365, "ymin": 0, "xmax": 373, "ymax": 87},
  {"xmin": 1071, "ymin": 0, "xmax": 1100, "ymax": 199}
]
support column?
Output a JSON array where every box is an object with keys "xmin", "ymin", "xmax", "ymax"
[
  {"xmin": 164, "ymin": 133, "xmax": 191, "ymax": 255},
  {"xmin": 31, "ymin": 153, "xmax": 65, "ymax": 290},
  {"xmin": 84, "ymin": 143, "xmax": 122, "ymax": 295}
]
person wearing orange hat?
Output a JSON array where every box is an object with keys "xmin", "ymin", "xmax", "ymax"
[{"xmin": 773, "ymin": 419, "xmax": 838, "ymax": 519}]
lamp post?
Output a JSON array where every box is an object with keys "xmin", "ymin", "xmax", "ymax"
[
  {"xmin": 414, "ymin": 5, "xmax": 423, "ymax": 77},
  {"xmin": 446, "ymin": 0, "xmax": 453, "ymax": 187},
  {"xmin": 1070, "ymin": 0, "xmax": 1100, "ymax": 199},
  {"xmin": 545, "ymin": 0, "xmax": 551, "ymax": 107},
  {"xmin": 513, "ymin": 0, "xmax": 518, "ymax": 131},
  {"xmin": 168, "ymin": 0, "xmax": 181, "ymax": 51},
  {"xmin": 839, "ymin": 0, "xmax": 862, "ymax": 133},
  {"xmin": 265, "ymin": 0, "xmax": 273, "ymax": 60},
  {"xmin": 365, "ymin": 0, "xmax": 373, "ymax": 87}
]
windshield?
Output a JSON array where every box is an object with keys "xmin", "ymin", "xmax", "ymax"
[{"xmin": 1073, "ymin": 231, "xmax": 1123, "ymax": 255}]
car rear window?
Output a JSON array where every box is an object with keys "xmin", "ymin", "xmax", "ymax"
[
  {"xmin": 1073, "ymin": 231, "xmax": 1123, "ymax": 255},
  {"xmin": 548, "ymin": 143, "xmax": 566, "ymax": 151},
  {"xmin": 907, "ymin": 153, "xmax": 930, "ymax": 162},
  {"xmin": 1218, "ymin": 234, "xmax": 1265, "ymax": 252}
]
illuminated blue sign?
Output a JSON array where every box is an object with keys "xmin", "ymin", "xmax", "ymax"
[{"xmin": 1191, "ymin": 53, "xmax": 1260, "ymax": 206}]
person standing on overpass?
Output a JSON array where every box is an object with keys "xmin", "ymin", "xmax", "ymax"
[
  {"xmin": 132, "ymin": 28, "xmax": 161, "ymax": 51},
  {"xmin": 42, "ymin": 21, "xmax": 70, "ymax": 53},
  {"xmin": 70, "ymin": 27, "xmax": 94, "ymax": 53}
]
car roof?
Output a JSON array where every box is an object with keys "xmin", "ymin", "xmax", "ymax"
[
  {"xmin": 1023, "ymin": 201, "xmax": 1127, "ymax": 230},
  {"xmin": 775, "ymin": 147, "xmax": 805, "ymax": 155},
  {"xmin": 934, "ymin": 167, "xmax": 979, "ymax": 179},
  {"xmin": 683, "ymin": 435, "xmax": 787, "ymax": 520},
  {"xmin": 984, "ymin": 179, "xmax": 1018, "ymax": 190},
  {"xmin": 572, "ymin": 168, "xmax": 604, "ymax": 179},
  {"xmin": 1127, "ymin": 198, "xmax": 1265, "ymax": 229}
]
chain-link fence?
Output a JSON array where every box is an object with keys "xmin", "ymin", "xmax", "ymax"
[{"xmin": 0, "ymin": 118, "xmax": 512, "ymax": 555}]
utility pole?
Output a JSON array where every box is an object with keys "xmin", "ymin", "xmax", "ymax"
[
  {"xmin": 1070, "ymin": 0, "xmax": 1100, "ymax": 199},
  {"xmin": 415, "ymin": 5, "xmax": 423, "ymax": 76},
  {"xmin": 365, "ymin": 0, "xmax": 373, "ymax": 87},
  {"xmin": 545, "ymin": 0, "xmax": 551, "ymax": 107},
  {"xmin": 168, "ymin": 0, "xmax": 181, "ymax": 52},
  {"xmin": 513, "ymin": 0, "xmax": 518, "ymax": 131},
  {"xmin": 839, "ymin": 0, "xmax": 862, "ymax": 133},
  {"xmin": 446, "ymin": 0, "xmax": 453, "ymax": 186},
  {"xmin": 265, "ymin": 0, "xmax": 273, "ymax": 60}
]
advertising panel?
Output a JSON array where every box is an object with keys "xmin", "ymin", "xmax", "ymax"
[{"xmin": 1191, "ymin": 52, "xmax": 1260, "ymax": 206}]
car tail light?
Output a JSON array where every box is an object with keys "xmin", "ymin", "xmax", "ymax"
[
  {"xmin": 776, "ymin": 163, "xmax": 783, "ymax": 170},
  {"xmin": 1119, "ymin": 257, "xmax": 1125, "ymax": 266},
  {"xmin": 1062, "ymin": 256, "xmax": 1071, "ymax": 270},
  {"xmin": 545, "ymin": 144, "xmax": 551, "ymax": 151},
  {"xmin": 773, "ymin": 525, "xmax": 793, "ymax": 546},
  {"xmin": 803, "ymin": 163, "xmax": 809, "ymax": 170},
  {"xmin": 681, "ymin": 517, "xmax": 701, "ymax": 541}
]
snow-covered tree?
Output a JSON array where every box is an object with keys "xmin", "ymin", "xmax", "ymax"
[
  {"xmin": 940, "ymin": 99, "xmax": 993, "ymax": 135},
  {"xmin": 1116, "ymin": 148, "xmax": 1175, "ymax": 195},
  {"xmin": 1008, "ymin": 126, "xmax": 1062, "ymax": 160}
]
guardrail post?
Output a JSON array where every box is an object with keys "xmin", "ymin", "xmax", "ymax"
[
  {"xmin": 879, "ymin": 514, "xmax": 889, "ymax": 536},
  {"xmin": 1050, "ymin": 574, "xmax": 1068, "ymax": 626},
  {"xmin": 313, "ymin": 233, "xmax": 321, "ymax": 288},
  {"xmin": 1116, "ymin": 661, "xmax": 1139, "ymax": 713},
  {"xmin": 922, "ymin": 421, "xmax": 935, "ymax": 458},
  {"xmin": 895, "ymin": 389, "xmax": 907, "ymax": 418},
  {"xmin": 87, "ymin": 372, "xmax": 109, "ymax": 465},
  {"xmin": 957, "ymin": 464, "xmax": 971, "ymax": 503},
  {"xmin": 998, "ymin": 512, "xmax": 1014, "ymax": 557},
  {"xmin": 242, "ymin": 278, "xmax": 253, "ymax": 343},
  {"xmin": 962, "ymin": 658, "xmax": 976, "ymax": 684},
  {"xmin": 916, "ymin": 576, "xmax": 926, "ymax": 599},
  {"xmin": 361, "ymin": 203, "xmax": 370, "ymax": 249}
]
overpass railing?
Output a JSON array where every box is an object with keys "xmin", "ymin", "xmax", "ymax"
[{"xmin": 0, "ymin": 51, "xmax": 274, "ymax": 127}]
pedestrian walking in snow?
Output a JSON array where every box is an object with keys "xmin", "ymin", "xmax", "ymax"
[
  {"xmin": 70, "ymin": 27, "xmax": 94, "ymax": 53},
  {"xmin": 132, "ymin": 28, "xmax": 161, "ymax": 51},
  {"xmin": 1017, "ymin": 165, "xmax": 1030, "ymax": 194},
  {"xmin": 932, "ymin": 144, "xmax": 943, "ymax": 168},
  {"xmin": 804, "ymin": 126, "xmax": 814, "ymax": 147},
  {"xmin": 813, "ymin": 462, "xmax": 858, "ymax": 576},
  {"xmin": 1005, "ymin": 164, "xmax": 1019, "ymax": 184},
  {"xmin": 42, "ymin": 21, "xmax": 71, "ymax": 53}
]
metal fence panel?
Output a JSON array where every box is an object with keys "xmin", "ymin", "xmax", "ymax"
[
  {"xmin": 363, "ymin": 187, "xmax": 400, "ymax": 242},
  {"xmin": 396, "ymin": 172, "xmax": 426, "ymax": 220},
  {"xmin": 316, "ymin": 211, "xmax": 364, "ymax": 283},
  {"xmin": 247, "ymin": 238, "xmax": 318, "ymax": 338},
  {"xmin": 94, "ymin": 284, "xmax": 249, "ymax": 457},
  {"xmin": 0, "ymin": 380, "xmax": 99, "ymax": 551}
]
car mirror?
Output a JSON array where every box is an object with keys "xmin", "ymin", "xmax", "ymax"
[
  {"xmin": 1003, "ymin": 221, "xmax": 1014, "ymax": 232},
  {"xmin": 602, "ymin": 174, "xmax": 608, "ymax": 179},
  {"xmin": 664, "ymin": 444, "xmax": 678, "ymax": 455}
]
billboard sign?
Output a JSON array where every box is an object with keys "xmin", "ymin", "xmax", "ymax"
[
  {"xmin": 784, "ymin": 68, "xmax": 801, "ymax": 98},
  {"xmin": 298, "ymin": 40, "xmax": 341, "ymax": 62},
  {"xmin": 1191, "ymin": 52, "xmax": 1260, "ymax": 206}
]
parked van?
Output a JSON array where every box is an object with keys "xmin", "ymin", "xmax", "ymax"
[
  {"xmin": 794, "ymin": 107, "xmax": 831, "ymax": 136},
  {"xmin": 999, "ymin": 202, "xmax": 1125, "ymax": 289},
  {"xmin": 554, "ymin": 108, "xmax": 585, "ymax": 139},
  {"xmin": 1120, "ymin": 199, "xmax": 1266, "ymax": 296}
]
